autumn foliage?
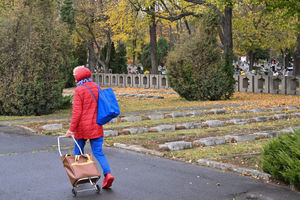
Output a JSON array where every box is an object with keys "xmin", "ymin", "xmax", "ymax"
[{"xmin": 0, "ymin": 0, "xmax": 66, "ymax": 115}]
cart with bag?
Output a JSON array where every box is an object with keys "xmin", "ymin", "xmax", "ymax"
[{"xmin": 57, "ymin": 136, "xmax": 101, "ymax": 197}]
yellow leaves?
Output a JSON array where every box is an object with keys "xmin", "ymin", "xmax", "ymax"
[
  {"xmin": 105, "ymin": 0, "xmax": 148, "ymax": 50},
  {"xmin": 233, "ymin": 1, "xmax": 297, "ymax": 53}
]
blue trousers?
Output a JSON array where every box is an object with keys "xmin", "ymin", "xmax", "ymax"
[{"xmin": 74, "ymin": 137, "xmax": 111, "ymax": 175}]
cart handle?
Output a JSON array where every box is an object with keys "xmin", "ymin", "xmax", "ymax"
[{"xmin": 57, "ymin": 135, "xmax": 83, "ymax": 156}]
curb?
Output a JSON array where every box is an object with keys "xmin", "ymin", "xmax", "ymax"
[
  {"xmin": 15, "ymin": 125, "xmax": 37, "ymax": 134},
  {"xmin": 113, "ymin": 143, "xmax": 164, "ymax": 157},
  {"xmin": 113, "ymin": 143, "xmax": 271, "ymax": 181},
  {"xmin": 197, "ymin": 159, "xmax": 271, "ymax": 180}
]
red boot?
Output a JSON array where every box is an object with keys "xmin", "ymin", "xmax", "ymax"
[{"xmin": 102, "ymin": 173, "xmax": 114, "ymax": 189}]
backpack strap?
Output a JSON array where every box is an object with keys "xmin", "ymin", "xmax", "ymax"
[
  {"xmin": 82, "ymin": 84, "xmax": 98, "ymax": 103},
  {"xmin": 95, "ymin": 83, "xmax": 101, "ymax": 92}
]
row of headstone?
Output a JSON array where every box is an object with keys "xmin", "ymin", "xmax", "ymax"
[
  {"xmin": 159, "ymin": 127, "xmax": 300, "ymax": 151},
  {"xmin": 235, "ymin": 75, "xmax": 300, "ymax": 95},
  {"xmin": 110, "ymin": 106, "xmax": 298, "ymax": 124},
  {"xmin": 136, "ymin": 91, "xmax": 177, "ymax": 95},
  {"xmin": 92, "ymin": 73, "xmax": 300, "ymax": 95},
  {"xmin": 92, "ymin": 73, "xmax": 169, "ymax": 89},
  {"xmin": 116, "ymin": 93, "xmax": 164, "ymax": 99},
  {"xmin": 104, "ymin": 112, "xmax": 300, "ymax": 138}
]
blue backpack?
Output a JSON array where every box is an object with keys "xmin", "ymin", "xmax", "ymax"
[{"xmin": 82, "ymin": 84, "xmax": 120, "ymax": 125}]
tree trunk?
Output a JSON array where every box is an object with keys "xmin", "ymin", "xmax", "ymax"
[
  {"xmin": 159, "ymin": 23, "xmax": 163, "ymax": 38},
  {"xmin": 222, "ymin": 3, "xmax": 235, "ymax": 82},
  {"xmin": 149, "ymin": 10, "xmax": 158, "ymax": 74},
  {"xmin": 293, "ymin": 32, "xmax": 300, "ymax": 77},
  {"xmin": 223, "ymin": 5, "xmax": 233, "ymax": 64},
  {"xmin": 248, "ymin": 50, "xmax": 254, "ymax": 72},
  {"xmin": 132, "ymin": 39, "xmax": 137, "ymax": 66},
  {"xmin": 87, "ymin": 41, "xmax": 97, "ymax": 72},
  {"xmin": 169, "ymin": 25, "xmax": 175, "ymax": 50},
  {"xmin": 103, "ymin": 31, "xmax": 112, "ymax": 73},
  {"xmin": 281, "ymin": 49, "xmax": 285, "ymax": 68},
  {"xmin": 284, "ymin": 51, "xmax": 289, "ymax": 68},
  {"xmin": 179, "ymin": 20, "xmax": 183, "ymax": 33}
]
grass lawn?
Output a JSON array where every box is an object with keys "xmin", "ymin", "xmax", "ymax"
[
  {"xmin": 111, "ymin": 88, "xmax": 300, "ymax": 113},
  {"xmin": 164, "ymin": 139, "xmax": 269, "ymax": 163},
  {"xmin": 0, "ymin": 107, "xmax": 72, "ymax": 122}
]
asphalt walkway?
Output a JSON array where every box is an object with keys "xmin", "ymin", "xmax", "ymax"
[{"xmin": 0, "ymin": 125, "xmax": 299, "ymax": 200}]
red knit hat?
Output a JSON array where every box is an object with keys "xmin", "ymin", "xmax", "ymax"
[{"xmin": 74, "ymin": 67, "xmax": 92, "ymax": 82}]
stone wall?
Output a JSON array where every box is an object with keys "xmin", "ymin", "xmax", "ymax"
[
  {"xmin": 92, "ymin": 73, "xmax": 300, "ymax": 95},
  {"xmin": 235, "ymin": 75, "xmax": 300, "ymax": 95},
  {"xmin": 92, "ymin": 73, "xmax": 169, "ymax": 89}
]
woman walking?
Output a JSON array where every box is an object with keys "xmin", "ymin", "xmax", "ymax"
[{"xmin": 66, "ymin": 66, "xmax": 114, "ymax": 189}]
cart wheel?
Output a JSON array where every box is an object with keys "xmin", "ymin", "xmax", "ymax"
[
  {"xmin": 72, "ymin": 188, "xmax": 77, "ymax": 197},
  {"xmin": 96, "ymin": 184, "xmax": 101, "ymax": 193}
]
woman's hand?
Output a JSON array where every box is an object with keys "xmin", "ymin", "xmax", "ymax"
[{"xmin": 66, "ymin": 130, "xmax": 74, "ymax": 137}]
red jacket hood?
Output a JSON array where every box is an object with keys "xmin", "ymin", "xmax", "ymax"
[{"xmin": 75, "ymin": 67, "xmax": 92, "ymax": 82}]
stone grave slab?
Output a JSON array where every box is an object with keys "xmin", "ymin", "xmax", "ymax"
[
  {"xmin": 104, "ymin": 130, "xmax": 119, "ymax": 137},
  {"xmin": 149, "ymin": 124, "xmax": 176, "ymax": 132},
  {"xmin": 193, "ymin": 137, "xmax": 225, "ymax": 146},
  {"xmin": 41, "ymin": 124, "xmax": 62, "ymax": 131},
  {"xmin": 225, "ymin": 134, "xmax": 256, "ymax": 143}
]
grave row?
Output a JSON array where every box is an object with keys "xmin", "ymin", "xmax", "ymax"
[
  {"xmin": 40, "ymin": 107, "xmax": 298, "ymax": 132},
  {"xmin": 158, "ymin": 127, "xmax": 300, "ymax": 151},
  {"xmin": 115, "ymin": 93, "xmax": 164, "ymax": 99},
  {"xmin": 104, "ymin": 112, "xmax": 300, "ymax": 138},
  {"xmin": 109, "ymin": 106, "xmax": 298, "ymax": 124}
]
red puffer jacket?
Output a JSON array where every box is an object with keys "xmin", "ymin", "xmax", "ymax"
[{"xmin": 69, "ymin": 68, "xmax": 103, "ymax": 139}]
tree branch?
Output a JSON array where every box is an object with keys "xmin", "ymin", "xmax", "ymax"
[
  {"xmin": 75, "ymin": 28, "xmax": 88, "ymax": 44},
  {"xmin": 105, "ymin": 30, "xmax": 112, "ymax": 65},
  {"xmin": 215, "ymin": 42, "xmax": 224, "ymax": 50},
  {"xmin": 184, "ymin": 19, "xmax": 191, "ymax": 34},
  {"xmin": 217, "ymin": 26, "xmax": 225, "ymax": 45},
  {"xmin": 143, "ymin": 8, "xmax": 201, "ymax": 21},
  {"xmin": 183, "ymin": 0, "xmax": 224, "ymax": 20}
]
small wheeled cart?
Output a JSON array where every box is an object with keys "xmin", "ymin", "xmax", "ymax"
[{"xmin": 57, "ymin": 136, "xmax": 101, "ymax": 197}]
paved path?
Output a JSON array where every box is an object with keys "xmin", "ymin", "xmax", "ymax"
[{"xmin": 0, "ymin": 125, "xmax": 299, "ymax": 200}]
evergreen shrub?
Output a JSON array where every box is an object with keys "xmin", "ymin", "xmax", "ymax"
[
  {"xmin": 59, "ymin": 96, "xmax": 73, "ymax": 110},
  {"xmin": 102, "ymin": 42, "xmax": 127, "ymax": 74},
  {"xmin": 141, "ymin": 44, "xmax": 151, "ymax": 70},
  {"xmin": 262, "ymin": 130, "xmax": 300, "ymax": 189},
  {"xmin": 166, "ymin": 14, "xmax": 234, "ymax": 101},
  {"xmin": 60, "ymin": 41, "xmax": 88, "ymax": 89},
  {"xmin": 0, "ymin": 0, "xmax": 66, "ymax": 115},
  {"xmin": 141, "ymin": 38, "xmax": 169, "ymax": 70}
]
